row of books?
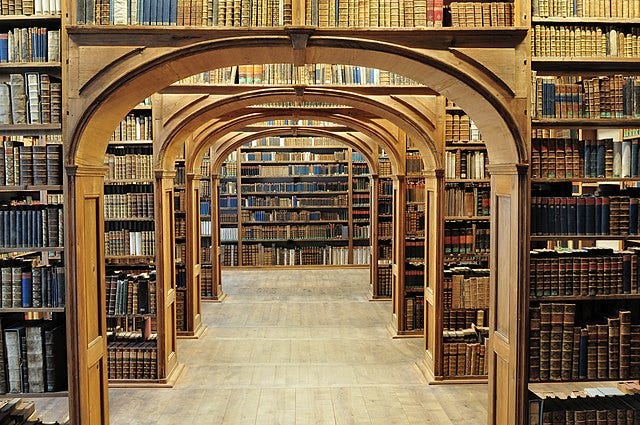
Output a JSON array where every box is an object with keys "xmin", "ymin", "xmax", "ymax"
[
  {"xmin": 173, "ymin": 189, "xmax": 186, "ymax": 212},
  {"xmin": 444, "ymin": 224, "xmax": 490, "ymax": 254},
  {"xmin": 104, "ymin": 151, "xmax": 153, "ymax": 181},
  {"xmin": 376, "ymin": 266, "xmax": 392, "ymax": 297},
  {"xmin": 443, "ymin": 274, "xmax": 490, "ymax": 310},
  {"xmin": 353, "ymin": 224, "xmax": 370, "ymax": 239},
  {"xmin": 404, "ymin": 295, "xmax": 424, "ymax": 331},
  {"xmin": 0, "ymin": 141, "xmax": 62, "ymax": 186},
  {"xmin": 404, "ymin": 262, "xmax": 425, "ymax": 287},
  {"xmin": 445, "ymin": 112, "xmax": 481, "ymax": 143},
  {"xmin": 443, "ymin": 308, "xmax": 487, "ymax": 330},
  {"xmin": 378, "ymin": 221, "xmax": 392, "ymax": 238},
  {"xmin": 240, "ymin": 164, "xmax": 348, "ymax": 177},
  {"xmin": 444, "ymin": 183, "xmax": 490, "ymax": 217},
  {"xmin": 0, "ymin": 322, "xmax": 65, "ymax": 394},
  {"xmin": 379, "ymin": 160, "xmax": 392, "ymax": 177},
  {"xmin": 107, "ymin": 341, "xmax": 157, "ymax": 381},
  {"xmin": 447, "ymin": 2, "xmax": 514, "ymax": 27},
  {"xmin": 445, "ymin": 150, "xmax": 489, "ymax": 180},
  {"xmin": 530, "ymin": 248, "xmax": 640, "ymax": 297},
  {"xmin": 353, "ymin": 163, "xmax": 370, "ymax": 177},
  {"xmin": 405, "ymin": 239, "xmax": 424, "ymax": 262},
  {"xmin": 306, "ymin": 0, "xmax": 444, "ymax": 27},
  {"xmin": 219, "ymin": 212, "xmax": 237, "ymax": 223},
  {"xmin": 0, "ymin": 73, "xmax": 61, "ymax": 125},
  {"xmin": 200, "ymin": 219, "xmax": 211, "ymax": 237},
  {"xmin": 174, "ymin": 216, "xmax": 186, "ymax": 239},
  {"xmin": 244, "ymin": 136, "xmax": 340, "ymax": 148},
  {"xmin": 352, "ymin": 193, "xmax": 370, "ymax": 207},
  {"xmin": 533, "ymin": 75, "xmax": 640, "ymax": 119},
  {"xmin": 0, "ymin": 28, "xmax": 59, "ymax": 64},
  {"xmin": 240, "ymin": 150, "xmax": 347, "ymax": 162},
  {"xmin": 530, "ymin": 195, "xmax": 640, "ymax": 236},
  {"xmin": 220, "ymin": 227, "xmax": 238, "ymax": 241},
  {"xmin": 110, "ymin": 113, "xmax": 153, "ymax": 141},
  {"xmin": 378, "ymin": 179, "xmax": 393, "ymax": 196},
  {"xmin": 529, "ymin": 305, "xmax": 639, "ymax": 382},
  {"xmin": 199, "ymin": 200, "xmax": 211, "ymax": 216},
  {"xmin": 534, "ymin": 395, "xmax": 640, "ymax": 425},
  {"xmin": 104, "ymin": 192, "xmax": 154, "ymax": 220},
  {"xmin": 406, "ymin": 180, "xmax": 425, "ymax": 203},
  {"xmin": 0, "ymin": 0, "xmax": 61, "ymax": 15},
  {"xmin": 532, "ymin": 0, "xmax": 640, "ymax": 17},
  {"xmin": 200, "ymin": 267, "xmax": 213, "ymax": 298},
  {"xmin": 178, "ymin": 64, "xmax": 416, "ymax": 86},
  {"xmin": 239, "ymin": 244, "xmax": 370, "ymax": 266},
  {"xmin": 219, "ymin": 181, "xmax": 236, "ymax": 195},
  {"xmin": 0, "ymin": 204, "xmax": 62, "ymax": 248},
  {"xmin": 406, "ymin": 153, "xmax": 424, "ymax": 175},
  {"xmin": 241, "ymin": 209, "xmax": 348, "ymax": 222},
  {"xmin": 378, "ymin": 197, "xmax": 392, "ymax": 215},
  {"xmin": 442, "ymin": 342, "xmax": 487, "ymax": 377},
  {"xmin": 106, "ymin": 272, "xmax": 156, "ymax": 316},
  {"xmin": 405, "ymin": 207, "xmax": 425, "ymax": 236},
  {"xmin": 240, "ymin": 181, "xmax": 349, "ymax": 193},
  {"xmin": 532, "ymin": 25, "xmax": 640, "ymax": 58},
  {"xmin": 241, "ymin": 223, "xmax": 349, "ymax": 240},
  {"xmin": 241, "ymin": 195, "xmax": 349, "ymax": 207},
  {"xmin": 220, "ymin": 162, "xmax": 237, "ymax": 178},
  {"xmin": 0, "ymin": 262, "xmax": 64, "ymax": 309},
  {"xmin": 378, "ymin": 244, "xmax": 392, "ymax": 261},
  {"xmin": 104, "ymin": 227, "xmax": 156, "ymax": 257},
  {"xmin": 220, "ymin": 244, "xmax": 237, "ymax": 266}
]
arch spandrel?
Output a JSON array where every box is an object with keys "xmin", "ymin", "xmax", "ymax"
[
  {"xmin": 163, "ymin": 110, "xmax": 409, "ymax": 173},
  {"xmin": 194, "ymin": 128, "xmax": 381, "ymax": 176},
  {"xmin": 154, "ymin": 89, "xmax": 440, "ymax": 168},
  {"xmin": 67, "ymin": 34, "xmax": 527, "ymax": 168}
]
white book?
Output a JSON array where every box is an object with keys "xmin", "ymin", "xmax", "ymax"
[
  {"xmin": 26, "ymin": 72, "xmax": 41, "ymax": 125},
  {"xmin": 613, "ymin": 139, "xmax": 622, "ymax": 177},
  {"xmin": 42, "ymin": 0, "xmax": 49, "ymax": 13},
  {"xmin": 131, "ymin": 0, "xmax": 139, "ymax": 24},
  {"xmin": 112, "ymin": 0, "xmax": 129, "ymax": 24},
  {"xmin": 47, "ymin": 30, "xmax": 60, "ymax": 62},
  {"xmin": 34, "ymin": 0, "xmax": 43, "ymax": 14},
  {"xmin": 622, "ymin": 140, "xmax": 631, "ymax": 178}
]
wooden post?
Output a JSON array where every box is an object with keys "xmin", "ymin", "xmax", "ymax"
[
  {"xmin": 181, "ymin": 172, "xmax": 205, "ymax": 337},
  {"xmin": 65, "ymin": 165, "xmax": 109, "ymax": 425},
  {"xmin": 369, "ymin": 173, "xmax": 379, "ymax": 298},
  {"xmin": 154, "ymin": 170, "xmax": 179, "ymax": 381},
  {"xmin": 392, "ymin": 174, "xmax": 406, "ymax": 331},
  {"xmin": 209, "ymin": 174, "xmax": 224, "ymax": 300},
  {"xmin": 487, "ymin": 164, "xmax": 529, "ymax": 425}
]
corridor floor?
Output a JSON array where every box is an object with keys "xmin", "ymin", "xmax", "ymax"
[{"xmin": 35, "ymin": 268, "xmax": 488, "ymax": 424}]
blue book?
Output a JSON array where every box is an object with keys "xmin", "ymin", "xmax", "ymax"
[
  {"xmin": 600, "ymin": 197, "xmax": 610, "ymax": 234},
  {"xmin": 629, "ymin": 199, "xmax": 638, "ymax": 234},
  {"xmin": 55, "ymin": 267, "xmax": 64, "ymax": 307},
  {"xmin": 578, "ymin": 328, "xmax": 588, "ymax": 379},
  {"xmin": 0, "ymin": 34, "xmax": 7, "ymax": 62},
  {"xmin": 160, "ymin": 0, "xmax": 169, "ymax": 25},
  {"xmin": 150, "ymin": 0, "xmax": 158, "ymax": 24},
  {"xmin": 596, "ymin": 139, "xmax": 606, "ymax": 177},
  {"xmin": 594, "ymin": 197, "xmax": 602, "ymax": 235},
  {"xmin": 170, "ymin": 0, "xmax": 177, "ymax": 24},
  {"xmin": 21, "ymin": 270, "xmax": 32, "ymax": 307},
  {"xmin": 585, "ymin": 197, "xmax": 595, "ymax": 235},
  {"xmin": 143, "ymin": 0, "xmax": 151, "ymax": 25}
]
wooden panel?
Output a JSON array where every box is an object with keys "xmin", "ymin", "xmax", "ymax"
[
  {"xmin": 495, "ymin": 355, "xmax": 509, "ymax": 425},
  {"xmin": 88, "ymin": 359, "xmax": 107, "ymax": 424},
  {"xmin": 495, "ymin": 196, "xmax": 511, "ymax": 339},
  {"xmin": 83, "ymin": 196, "xmax": 102, "ymax": 344}
]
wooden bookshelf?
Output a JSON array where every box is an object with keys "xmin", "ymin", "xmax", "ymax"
[
  {"xmin": 0, "ymin": 9, "xmax": 67, "ymax": 398},
  {"xmin": 215, "ymin": 137, "xmax": 371, "ymax": 268}
]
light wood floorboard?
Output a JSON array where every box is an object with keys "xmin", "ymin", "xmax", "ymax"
[{"xmin": 26, "ymin": 268, "xmax": 487, "ymax": 424}]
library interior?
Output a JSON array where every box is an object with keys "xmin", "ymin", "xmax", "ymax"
[{"xmin": 0, "ymin": 0, "xmax": 639, "ymax": 423}]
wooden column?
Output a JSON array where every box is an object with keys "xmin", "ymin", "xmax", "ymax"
[
  {"xmin": 181, "ymin": 172, "xmax": 204, "ymax": 337},
  {"xmin": 154, "ymin": 170, "xmax": 180, "ymax": 381},
  {"xmin": 65, "ymin": 165, "xmax": 109, "ymax": 425},
  {"xmin": 422, "ymin": 168, "xmax": 445, "ymax": 377},
  {"xmin": 369, "ymin": 173, "xmax": 379, "ymax": 298},
  {"xmin": 210, "ymin": 174, "xmax": 224, "ymax": 300},
  {"xmin": 391, "ymin": 174, "xmax": 406, "ymax": 331},
  {"xmin": 487, "ymin": 163, "xmax": 529, "ymax": 425}
]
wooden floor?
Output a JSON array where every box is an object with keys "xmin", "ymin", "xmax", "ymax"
[{"xmin": 27, "ymin": 268, "xmax": 488, "ymax": 424}]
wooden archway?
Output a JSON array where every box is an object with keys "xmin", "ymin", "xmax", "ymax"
[{"xmin": 65, "ymin": 31, "xmax": 529, "ymax": 425}]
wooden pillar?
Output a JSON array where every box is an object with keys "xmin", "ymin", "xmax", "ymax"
[
  {"xmin": 487, "ymin": 163, "xmax": 529, "ymax": 425},
  {"xmin": 422, "ymin": 168, "xmax": 444, "ymax": 377},
  {"xmin": 65, "ymin": 165, "xmax": 109, "ymax": 425},
  {"xmin": 369, "ymin": 174, "xmax": 379, "ymax": 298},
  {"xmin": 181, "ymin": 172, "xmax": 204, "ymax": 337},
  {"xmin": 209, "ymin": 174, "xmax": 224, "ymax": 300},
  {"xmin": 154, "ymin": 170, "xmax": 179, "ymax": 381},
  {"xmin": 391, "ymin": 174, "xmax": 406, "ymax": 329}
]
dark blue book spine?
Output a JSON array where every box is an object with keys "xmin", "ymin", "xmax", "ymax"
[
  {"xmin": 143, "ymin": 0, "xmax": 151, "ymax": 25},
  {"xmin": 161, "ymin": 0, "xmax": 169, "ymax": 24},
  {"xmin": 567, "ymin": 198, "xmax": 577, "ymax": 235},
  {"xmin": 56, "ymin": 267, "xmax": 64, "ymax": 307},
  {"xmin": 2, "ymin": 210, "xmax": 9, "ymax": 246},
  {"xmin": 150, "ymin": 0, "xmax": 157, "ymax": 25},
  {"xmin": 531, "ymin": 197, "xmax": 538, "ymax": 235},
  {"xmin": 21, "ymin": 271, "xmax": 31, "ymax": 307},
  {"xmin": 601, "ymin": 197, "xmax": 610, "ymax": 234},
  {"xmin": 559, "ymin": 198, "xmax": 567, "ymax": 235},
  {"xmin": 578, "ymin": 329, "xmax": 588, "ymax": 379},
  {"xmin": 596, "ymin": 139, "xmax": 606, "ymax": 177},
  {"xmin": 594, "ymin": 197, "xmax": 602, "ymax": 235},
  {"xmin": 36, "ymin": 208, "xmax": 42, "ymax": 247},
  {"xmin": 17, "ymin": 209, "xmax": 24, "ymax": 247},
  {"xmin": 622, "ymin": 254, "xmax": 631, "ymax": 294},
  {"xmin": 170, "ymin": 0, "xmax": 177, "ymax": 24},
  {"xmin": 632, "ymin": 139, "xmax": 639, "ymax": 177},
  {"xmin": 585, "ymin": 197, "xmax": 595, "ymax": 235},
  {"xmin": 41, "ymin": 267, "xmax": 49, "ymax": 308},
  {"xmin": 583, "ymin": 139, "xmax": 591, "ymax": 177},
  {"xmin": 630, "ymin": 199, "xmax": 638, "ymax": 234}
]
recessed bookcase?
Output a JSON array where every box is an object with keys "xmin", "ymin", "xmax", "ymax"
[
  {"xmin": 198, "ymin": 149, "xmax": 215, "ymax": 300},
  {"xmin": 527, "ymin": 3, "xmax": 640, "ymax": 419},
  {"xmin": 370, "ymin": 150, "xmax": 393, "ymax": 299},
  {"xmin": 0, "ymin": 5, "xmax": 66, "ymax": 398},
  {"xmin": 103, "ymin": 100, "xmax": 167, "ymax": 384},
  {"xmin": 216, "ymin": 136, "xmax": 372, "ymax": 268},
  {"xmin": 173, "ymin": 158, "xmax": 187, "ymax": 333},
  {"xmin": 429, "ymin": 101, "xmax": 491, "ymax": 382}
]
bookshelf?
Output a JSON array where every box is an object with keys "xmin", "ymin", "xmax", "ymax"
[
  {"xmin": 424, "ymin": 102, "xmax": 491, "ymax": 382},
  {"xmin": 216, "ymin": 136, "xmax": 372, "ymax": 268},
  {"xmin": 370, "ymin": 151, "xmax": 393, "ymax": 299},
  {"xmin": 103, "ymin": 101, "xmax": 171, "ymax": 385},
  {"xmin": 527, "ymin": 2, "xmax": 640, "ymax": 419},
  {"xmin": 199, "ymin": 149, "xmax": 216, "ymax": 300},
  {"xmin": 0, "ymin": 6, "xmax": 66, "ymax": 398},
  {"xmin": 173, "ymin": 159, "xmax": 187, "ymax": 334}
]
